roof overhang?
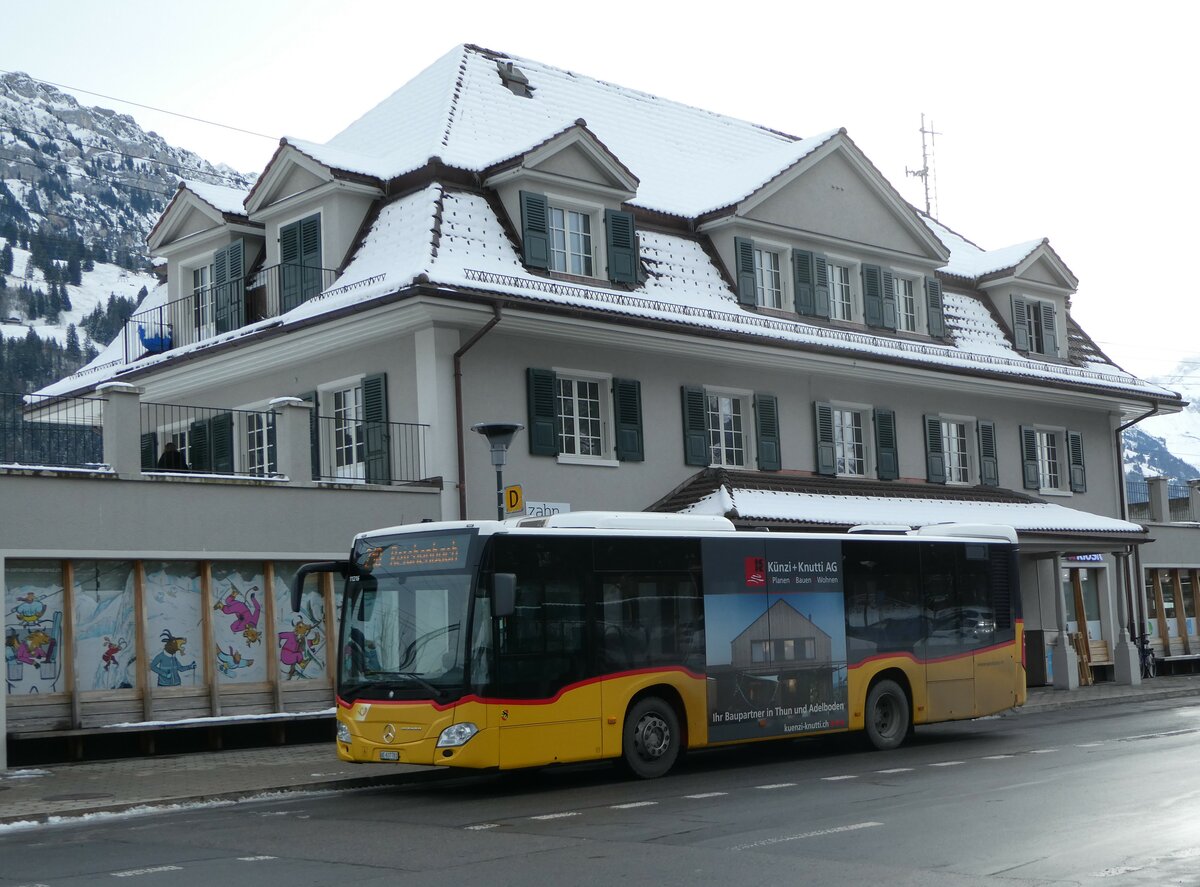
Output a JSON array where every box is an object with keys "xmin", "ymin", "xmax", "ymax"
[{"xmin": 148, "ymin": 185, "xmax": 252, "ymax": 254}]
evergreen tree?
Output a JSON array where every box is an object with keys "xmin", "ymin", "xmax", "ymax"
[
  {"xmin": 0, "ymin": 243, "xmax": 12, "ymax": 275},
  {"xmin": 65, "ymin": 324, "xmax": 81, "ymax": 359},
  {"xmin": 67, "ymin": 255, "xmax": 82, "ymax": 286}
]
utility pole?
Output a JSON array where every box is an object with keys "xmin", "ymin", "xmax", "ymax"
[{"xmin": 905, "ymin": 113, "xmax": 941, "ymax": 218}]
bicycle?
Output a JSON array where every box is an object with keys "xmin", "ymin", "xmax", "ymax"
[{"xmin": 1134, "ymin": 634, "xmax": 1157, "ymax": 679}]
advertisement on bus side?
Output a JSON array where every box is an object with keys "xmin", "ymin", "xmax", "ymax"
[{"xmin": 702, "ymin": 538, "xmax": 849, "ymax": 743}]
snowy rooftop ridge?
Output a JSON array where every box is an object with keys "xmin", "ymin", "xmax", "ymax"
[
  {"xmin": 180, "ymin": 179, "xmax": 251, "ymax": 216},
  {"xmin": 922, "ymin": 214, "xmax": 1044, "ymax": 280},
  {"xmin": 289, "ymin": 44, "xmax": 823, "ymax": 217}
]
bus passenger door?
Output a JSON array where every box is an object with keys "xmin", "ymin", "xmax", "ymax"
[{"xmin": 921, "ymin": 544, "xmax": 974, "ymax": 721}]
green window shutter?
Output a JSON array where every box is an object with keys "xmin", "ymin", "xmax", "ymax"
[
  {"xmin": 1067, "ymin": 430, "xmax": 1086, "ymax": 492},
  {"xmin": 526, "ymin": 368, "xmax": 559, "ymax": 456},
  {"xmin": 681, "ymin": 386, "xmax": 709, "ymax": 466},
  {"xmin": 189, "ymin": 419, "xmax": 211, "ymax": 471},
  {"xmin": 279, "ymin": 219, "xmax": 302, "ymax": 311},
  {"xmin": 733, "ymin": 237, "xmax": 757, "ymax": 307},
  {"xmin": 140, "ymin": 431, "xmax": 158, "ymax": 471},
  {"xmin": 863, "ymin": 264, "xmax": 884, "ymax": 328},
  {"xmin": 605, "ymin": 209, "xmax": 638, "ymax": 284},
  {"xmin": 814, "ymin": 401, "xmax": 836, "ymax": 476},
  {"xmin": 812, "ymin": 254, "xmax": 830, "ymax": 318},
  {"xmin": 213, "ymin": 239, "xmax": 245, "ymax": 333},
  {"xmin": 755, "ymin": 393, "xmax": 781, "ymax": 471},
  {"xmin": 612, "ymin": 377, "xmax": 644, "ymax": 462},
  {"xmin": 1039, "ymin": 301, "xmax": 1057, "ymax": 356},
  {"xmin": 880, "ymin": 269, "xmax": 897, "ymax": 331},
  {"xmin": 210, "ymin": 412, "xmax": 234, "ymax": 474},
  {"xmin": 519, "ymin": 191, "xmax": 550, "ymax": 270},
  {"xmin": 978, "ymin": 420, "xmax": 999, "ymax": 487},
  {"xmin": 362, "ymin": 373, "xmax": 391, "ymax": 484},
  {"xmin": 924, "ymin": 414, "xmax": 946, "ymax": 484},
  {"xmin": 1011, "ymin": 296, "xmax": 1030, "ymax": 351},
  {"xmin": 1019, "ymin": 425, "xmax": 1041, "ymax": 489},
  {"xmin": 874, "ymin": 408, "xmax": 898, "ymax": 480},
  {"xmin": 925, "ymin": 277, "xmax": 946, "ymax": 339},
  {"xmin": 792, "ymin": 250, "xmax": 815, "ymax": 316},
  {"xmin": 300, "ymin": 391, "xmax": 320, "ymax": 480}
]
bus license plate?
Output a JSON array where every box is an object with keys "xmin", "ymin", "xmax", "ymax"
[{"xmin": 379, "ymin": 750, "xmax": 399, "ymax": 761}]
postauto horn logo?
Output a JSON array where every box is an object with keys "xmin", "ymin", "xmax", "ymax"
[{"xmin": 744, "ymin": 556, "xmax": 766, "ymax": 587}]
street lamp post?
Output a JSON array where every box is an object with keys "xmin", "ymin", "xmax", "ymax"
[{"xmin": 471, "ymin": 422, "xmax": 523, "ymax": 520}]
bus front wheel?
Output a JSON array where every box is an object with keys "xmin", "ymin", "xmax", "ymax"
[
  {"xmin": 864, "ymin": 679, "xmax": 910, "ymax": 751},
  {"xmin": 622, "ymin": 697, "xmax": 680, "ymax": 778}
]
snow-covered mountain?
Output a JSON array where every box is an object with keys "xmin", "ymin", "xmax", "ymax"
[
  {"xmin": 1123, "ymin": 358, "xmax": 1200, "ymax": 482},
  {"xmin": 0, "ymin": 70, "xmax": 253, "ymax": 382}
]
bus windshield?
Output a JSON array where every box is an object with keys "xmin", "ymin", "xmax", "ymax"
[{"xmin": 340, "ymin": 529, "xmax": 479, "ymax": 702}]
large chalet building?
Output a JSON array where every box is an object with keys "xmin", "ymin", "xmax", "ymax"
[{"xmin": 2, "ymin": 45, "xmax": 1185, "ymax": 757}]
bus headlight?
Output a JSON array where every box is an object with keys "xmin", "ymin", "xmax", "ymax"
[
  {"xmin": 337, "ymin": 721, "xmax": 352, "ymax": 744},
  {"xmin": 437, "ymin": 722, "xmax": 479, "ymax": 747}
]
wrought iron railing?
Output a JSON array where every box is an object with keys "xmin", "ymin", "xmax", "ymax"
[
  {"xmin": 312, "ymin": 414, "xmax": 429, "ymax": 484},
  {"xmin": 1126, "ymin": 479, "xmax": 1198, "ymax": 522},
  {"xmin": 140, "ymin": 401, "xmax": 278, "ymax": 478},
  {"xmin": 123, "ymin": 263, "xmax": 338, "ymax": 363},
  {"xmin": 1, "ymin": 391, "xmax": 106, "ymax": 469}
]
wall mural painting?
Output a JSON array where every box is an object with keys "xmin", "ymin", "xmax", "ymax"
[
  {"xmin": 143, "ymin": 562, "xmax": 204, "ymax": 688},
  {"xmin": 72, "ymin": 561, "xmax": 137, "ymax": 692},
  {"xmin": 210, "ymin": 562, "xmax": 268, "ymax": 683},
  {"xmin": 273, "ymin": 562, "xmax": 327, "ymax": 681},
  {"xmin": 5, "ymin": 560, "xmax": 66, "ymax": 695}
]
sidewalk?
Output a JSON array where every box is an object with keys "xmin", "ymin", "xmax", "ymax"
[{"xmin": 3, "ymin": 675, "xmax": 1198, "ymax": 828}]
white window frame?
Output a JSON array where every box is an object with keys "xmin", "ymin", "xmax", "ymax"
[
  {"xmin": 705, "ymin": 387, "xmax": 752, "ymax": 469},
  {"xmin": 187, "ymin": 261, "xmax": 215, "ymax": 341},
  {"xmin": 318, "ymin": 376, "xmax": 367, "ymax": 483},
  {"xmin": 826, "ymin": 258, "xmax": 857, "ymax": 322},
  {"xmin": 545, "ymin": 194, "xmax": 604, "ymax": 279},
  {"xmin": 243, "ymin": 410, "xmax": 273, "ymax": 477},
  {"xmin": 1018, "ymin": 296, "xmax": 1060, "ymax": 358},
  {"xmin": 938, "ymin": 415, "xmax": 975, "ymax": 485},
  {"xmin": 753, "ymin": 245, "xmax": 783, "ymax": 309},
  {"xmin": 831, "ymin": 401, "xmax": 872, "ymax": 478},
  {"xmin": 554, "ymin": 367, "xmax": 618, "ymax": 467},
  {"xmin": 1034, "ymin": 425, "xmax": 1068, "ymax": 494},
  {"xmin": 894, "ymin": 274, "xmax": 920, "ymax": 333}
]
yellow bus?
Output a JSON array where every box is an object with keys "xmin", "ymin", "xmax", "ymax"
[{"xmin": 294, "ymin": 512, "xmax": 1024, "ymax": 778}]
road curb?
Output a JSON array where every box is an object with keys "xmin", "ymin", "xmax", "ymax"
[
  {"xmin": 0, "ymin": 767, "xmax": 453, "ymax": 828},
  {"xmin": 1013, "ymin": 685, "xmax": 1200, "ymax": 715}
]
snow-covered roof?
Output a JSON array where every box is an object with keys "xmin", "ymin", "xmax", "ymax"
[
  {"xmin": 922, "ymin": 215, "xmax": 1044, "ymax": 280},
  {"xmin": 289, "ymin": 44, "xmax": 832, "ymax": 218},
  {"xmin": 180, "ymin": 179, "xmax": 250, "ymax": 216},
  {"xmin": 681, "ymin": 487, "xmax": 1144, "ymax": 536}
]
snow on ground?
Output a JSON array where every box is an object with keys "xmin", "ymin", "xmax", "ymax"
[{"xmin": 0, "ymin": 237, "xmax": 159, "ymax": 348}]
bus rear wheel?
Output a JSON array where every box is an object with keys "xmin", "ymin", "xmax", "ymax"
[
  {"xmin": 622, "ymin": 697, "xmax": 680, "ymax": 778},
  {"xmin": 864, "ymin": 679, "xmax": 910, "ymax": 751}
]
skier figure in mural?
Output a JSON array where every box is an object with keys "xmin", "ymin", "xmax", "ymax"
[
  {"xmin": 279, "ymin": 616, "xmax": 321, "ymax": 679},
  {"xmin": 215, "ymin": 644, "xmax": 255, "ymax": 675},
  {"xmin": 101, "ymin": 636, "xmax": 128, "ymax": 671},
  {"xmin": 10, "ymin": 591, "xmax": 48, "ymax": 627},
  {"xmin": 149, "ymin": 630, "xmax": 197, "ymax": 686},
  {"xmin": 214, "ymin": 583, "xmax": 262, "ymax": 644}
]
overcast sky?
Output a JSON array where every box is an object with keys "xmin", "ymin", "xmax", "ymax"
[{"xmin": 6, "ymin": 0, "xmax": 1196, "ymax": 382}]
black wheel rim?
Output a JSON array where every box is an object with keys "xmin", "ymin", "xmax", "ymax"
[{"xmin": 873, "ymin": 694, "xmax": 899, "ymax": 740}]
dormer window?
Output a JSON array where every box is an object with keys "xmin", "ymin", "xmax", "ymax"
[
  {"xmin": 895, "ymin": 276, "xmax": 918, "ymax": 332},
  {"xmin": 754, "ymin": 247, "xmax": 783, "ymax": 309},
  {"xmin": 549, "ymin": 206, "xmax": 593, "ymax": 276},
  {"xmin": 1012, "ymin": 295, "xmax": 1059, "ymax": 357},
  {"xmin": 519, "ymin": 190, "xmax": 638, "ymax": 285},
  {"xmin": 828, "ymin": 261, "xmax": 854, "ymax": 321}
]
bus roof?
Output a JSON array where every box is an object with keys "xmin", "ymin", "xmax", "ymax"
[{"xmin": 354, "ymin": 513, "xmax": 1018, "ymax": 546}]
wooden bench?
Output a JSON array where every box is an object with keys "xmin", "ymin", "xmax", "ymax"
[{"xmin": 1147, "ymin": 635, "xmax": 1200, "ymax": 675}]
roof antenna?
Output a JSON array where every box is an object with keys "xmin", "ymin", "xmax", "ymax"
[{"xmin": 905, "ymin": 113, "xmax": 941, "ymax": 218}]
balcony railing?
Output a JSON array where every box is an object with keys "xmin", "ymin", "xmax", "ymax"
[
  {"xmin": 313, "ymin": 414, "xmax": 429, "ymax": 484},
  {"xmin": 1, "ymin": 391, "xmax": 106, "ymax": 469},
  {"xmin": 1126, "ymin": 478, "xmax": 1199, "ymax": 523},
  {"xmin": 140, "ymin": 401, "xmax": 279, "ymax": 478},
  {"xmin": 123, "ymin": 263, "xmax": 339, "ymax": 362}
]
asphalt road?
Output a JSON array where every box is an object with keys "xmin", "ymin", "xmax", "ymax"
[{"xmin": 5, "ymin": 698, "xmax": 1200, "ymax": 886}]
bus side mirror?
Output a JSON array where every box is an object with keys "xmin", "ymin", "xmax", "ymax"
[
  {"xmin": 493, "ymin": 573, "xmax": 516, "ymax": 618},
  {"xmin": 290, "ymin": 561, "xmax": 348, "ymax": 612}
]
